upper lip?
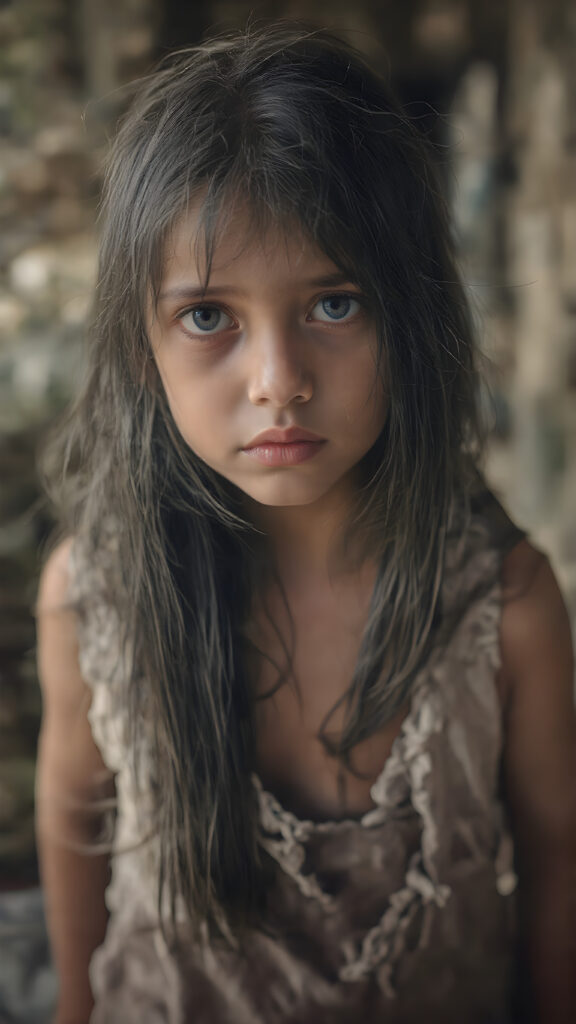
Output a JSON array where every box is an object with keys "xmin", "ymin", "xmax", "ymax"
[{"xmin": 243, "ymin": 426, "xmax": 325, "ymax": 448}]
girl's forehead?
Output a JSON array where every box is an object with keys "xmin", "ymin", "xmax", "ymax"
[{"xmin": 161, "ymin": 200, "xmax": 343, "ymax": 285}]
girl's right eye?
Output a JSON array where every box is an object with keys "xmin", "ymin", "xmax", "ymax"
[{"xmin": 179, "ymin": 306, "xmax": 234, "ymax": 335}]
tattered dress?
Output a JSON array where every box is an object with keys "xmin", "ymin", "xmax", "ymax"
[{"xmin": 68, "ymin": 490, "xmax": 524, "ymax": 1023}]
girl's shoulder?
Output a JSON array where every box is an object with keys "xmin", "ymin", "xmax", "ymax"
[
  {"xmin": 40, "ymin": 529, "xmax": 126, "ymax": 689},
  {"xmin": 497, "ymin": 539, "xmax": 575, "ymax": 874},
  {"xmin": 36, "ymin": 536, "xmax": 99, "ymax": 695},
  {"xmin": 37, "ymin": 529, "xmax": 121, "ymax": 624},
  {"xmin": 36, "ymin": 539, "xmax": 103, "ymax": 755},
  {"xmin": 499, "ymin": 538, "xmax": 573, "ymax": 693},
  {"xmin": 39, "ymin": 531, "xmax": 132, "ymax": 776},
  {"xmin": 37, "ymin": 536, "xmax": 75, "ymax": 613},
  {"xmin": 37, "ymin": 539, "xmax": 116, "ymax": 810}
]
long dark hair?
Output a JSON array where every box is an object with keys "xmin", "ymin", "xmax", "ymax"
[{"xmin": 42, "ymin": 23, "xmax": 482, "ymax": 939}]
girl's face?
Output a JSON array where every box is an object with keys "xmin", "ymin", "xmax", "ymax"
[{"xmin": 149, "ymin": 203, "xmax": 387, "ymax": 510}]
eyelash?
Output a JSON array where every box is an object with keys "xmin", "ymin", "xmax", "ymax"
[{"xmin": 175, "ymin": 292, "xmax": 366, "ymax": 338}]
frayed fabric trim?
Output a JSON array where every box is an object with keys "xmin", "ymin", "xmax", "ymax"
[{"xmin": 253, "ymin": 575, "xmax": 510, "ymax": 997}]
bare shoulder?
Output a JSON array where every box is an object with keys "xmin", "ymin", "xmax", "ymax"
[
  {"xmin": 37, "ymin": 538, "xmax": 105, "ymax": 772},
  {"xmin": 499, "ymin": 538, "xmax": 574, "ymax": 690},
  {"xmin": 37, "ymin": 537, "xmax": 113, "ymax": 799},
  {"xmin": 37, "ymin": 537, "xmax": 81, "ymax": 705},
  {"xmin": 498, "ymin": 539, "xmax": 575, "ymax": 847},
  {"xmin": 37, "ymin": 537, "xmax": 75, "ymax": 612}
]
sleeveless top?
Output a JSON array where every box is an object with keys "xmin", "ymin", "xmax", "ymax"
[{"xmin": 68, "ymin": 489, "xmax": 525, "ymax": 1024}]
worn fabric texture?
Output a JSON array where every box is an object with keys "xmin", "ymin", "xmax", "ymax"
[{"xmin": 67, "ymin": 489, "xmax": 525, "ymax": 1024}]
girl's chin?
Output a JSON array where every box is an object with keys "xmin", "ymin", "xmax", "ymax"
[
  {"xmin": 242, "ymin": 491, "xmax": 328, "ymax": 509},
  {"xmin": 237, "ymin": 476, "xmax": 357, "ymax": 511}
]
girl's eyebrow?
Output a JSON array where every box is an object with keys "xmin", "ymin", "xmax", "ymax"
[
  {"xmin": 159, "ymin": 285, "xmax": 243, "ymax": 302},
  {"xmin": 158, "ymin": 272, "xmax": 355, "ymax": 303}
]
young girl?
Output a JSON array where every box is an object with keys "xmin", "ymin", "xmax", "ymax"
[{"xmin": 35, "ymin": 24, "xmax": 575, "ymax": 1024}]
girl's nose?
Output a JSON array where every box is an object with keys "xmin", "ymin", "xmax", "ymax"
[{"xmin": 246, "ymin": 326, "xmax": 313, "ymax": 408}]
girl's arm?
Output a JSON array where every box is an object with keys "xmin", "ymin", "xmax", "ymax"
[
  {"xmin": 35, "ymin": 540, "xmax": 115, "ymax": 1024},
  {"xmin": 499, "ymin": 540, "xmax": 576, "ymax": 1024}
]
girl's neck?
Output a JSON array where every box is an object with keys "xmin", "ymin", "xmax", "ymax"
[{"xmin": 245, "ymin": 484, "xmax": 367, "ymax": 589}]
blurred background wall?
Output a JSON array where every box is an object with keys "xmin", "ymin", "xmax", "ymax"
[{"xmin": 0, "ymin": 0, "xmax": 575, "ymax": 888}]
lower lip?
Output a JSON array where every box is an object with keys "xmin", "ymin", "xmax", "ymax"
[{"xmin": 242, "ymin": 441, "xmax": 326, "ymax": 466}]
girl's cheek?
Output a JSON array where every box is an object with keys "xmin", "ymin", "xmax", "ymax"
[{"xmin": 164, "ymin": 334, "xmax": 237, "ymax": 374}]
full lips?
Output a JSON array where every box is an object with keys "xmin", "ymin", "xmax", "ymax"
[{"xmin": 242, "ymin": 441, "xmax": 326, "ymax": 466}]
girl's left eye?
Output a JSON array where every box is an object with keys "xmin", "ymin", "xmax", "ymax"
[
  {"xmin": 310, "ymin": 294, "xmax": 362, "ymax": 323},
  {"xmin": 179, "ymin": 306, "xmax": 234, "ymax": 335}
]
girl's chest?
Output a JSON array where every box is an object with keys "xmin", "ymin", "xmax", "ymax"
[{"xmin": 245, "ymin": 602, "xmax": 409, "ymax": 822}]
